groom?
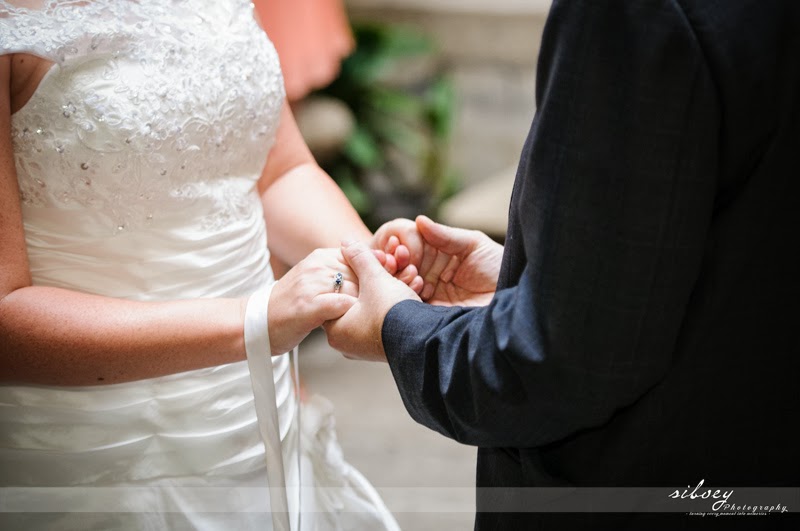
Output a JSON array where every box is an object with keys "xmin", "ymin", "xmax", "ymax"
[{"xmin": 328, "ymin": 1, "xmax": 798, "ymax": 529}]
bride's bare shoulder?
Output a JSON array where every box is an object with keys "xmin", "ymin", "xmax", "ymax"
[
  {"xmin": 6, "ymin": 53, "xmax": 53, "ymax": 115},
  {"xmin": 1, "ymin": 0, "xmax": 47, "ymax": 11},
  {"xmin": 0, "ymin": 0, "xmax": 58, "ymax": 114}
]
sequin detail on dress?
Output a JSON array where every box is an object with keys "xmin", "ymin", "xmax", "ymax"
[{"xmin": 1, "ymin": 0, "xmax": 285, "ymax": 234}]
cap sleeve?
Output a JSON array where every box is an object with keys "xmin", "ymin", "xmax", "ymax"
[{"xmin": 0, "ymin": 1, "xmax": 123, "ymax": 64}]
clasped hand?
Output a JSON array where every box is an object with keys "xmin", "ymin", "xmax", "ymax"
[
  {"xmin": 268, "ymin": 216, "xmax": 503, "ymax": 359},
  {"xmin": 266, "ymin": 246, "xmax": 419, "ymax": 355}
]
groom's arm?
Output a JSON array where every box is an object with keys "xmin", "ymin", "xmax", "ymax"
[{"xmin": 382, "ymin": 0, "xmax": 720, "ymax": 448}]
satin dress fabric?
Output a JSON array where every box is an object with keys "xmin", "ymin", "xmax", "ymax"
[{"xmin": 0, "ymin": 1, "xmax": 398, "ymax": 529}]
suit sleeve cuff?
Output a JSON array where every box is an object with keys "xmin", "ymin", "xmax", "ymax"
[{"xmin": 381, "ymin": 300, "xmax": 464, "ymax": 418}]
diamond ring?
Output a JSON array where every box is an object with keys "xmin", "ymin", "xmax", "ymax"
[{"xmin": 333, "ymin": 272, "xmax": 344, "ymax": 293}]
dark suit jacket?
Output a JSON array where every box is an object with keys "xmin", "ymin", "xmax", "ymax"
[{"xmin": 382, "ymin": 1, "xmax": 799, "ymax": 529}]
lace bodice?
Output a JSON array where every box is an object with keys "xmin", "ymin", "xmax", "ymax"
[{"xmin": 1, "ymin": 0, "xmax": 284, "ymax": 235}]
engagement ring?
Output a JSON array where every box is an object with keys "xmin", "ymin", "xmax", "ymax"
[{"xmin": 333, "ymin": 272, "xmax": 343, "ymax": 293}]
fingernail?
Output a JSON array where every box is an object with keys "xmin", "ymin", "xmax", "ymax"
[
  {"xmin": 422, "ymin": 284, "xmax": 434, "ymax": 300},
  {"xmin": 341, "ymin": 239, "xmax": 356, "ymax": 247}
]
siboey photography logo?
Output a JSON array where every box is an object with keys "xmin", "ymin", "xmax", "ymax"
[{"xmin": 669, "ymin": 479, "xmax": 789, "ymax": 516}]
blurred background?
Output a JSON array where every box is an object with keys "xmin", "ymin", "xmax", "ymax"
[{"xmin": 256, "ymin": 0, "xmax": 551, "ymax": 528}]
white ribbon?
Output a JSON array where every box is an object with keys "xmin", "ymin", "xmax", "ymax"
[{"xmin": 244, "ymin": 283, "xmax": 291, "ymax": 531}]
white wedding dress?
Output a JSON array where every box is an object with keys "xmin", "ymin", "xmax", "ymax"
[{"xmin": 0, "ymin": 1, "xmax": 399, "ymax": 530}]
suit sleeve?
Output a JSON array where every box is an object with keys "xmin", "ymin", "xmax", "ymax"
[{"xmin": 382, "ymin": 0, "xmax": 720, "ymax": 448}]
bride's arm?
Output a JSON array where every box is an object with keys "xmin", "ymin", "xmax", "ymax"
[
  {"xmin": 257, "ymin": 100, "xmax": 372, "ymax": 266},
  {"xmin": 0, "ymin": 56, "xmax": 246, "ymax": 386},
  {"xmin": 258, "ymin": 101, "xmax": 426, "ymax": 295},
  {"xmin": 0, "ymin": 58, "xmax": 352, "ymax": 387}
]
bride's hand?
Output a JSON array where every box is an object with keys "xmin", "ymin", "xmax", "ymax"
[
  {"xmin": 375, "ymin": 216, "xmax": 503, "ymax": 306},
  {"xmin": 267, "ymin": 249, "xmax": 358, "ymax": 354},
  {"xmin": 372, "ymin": 220, "xmax": 425, "ymax": 294}
]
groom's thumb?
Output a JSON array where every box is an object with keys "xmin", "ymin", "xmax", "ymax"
[
  {"xmin": 416, "ymin": 215, "xmax": 473, "ymax": 255},
  {"xmin": 342, "ymin": 241, "xmax": 388, "ymax": 280}
]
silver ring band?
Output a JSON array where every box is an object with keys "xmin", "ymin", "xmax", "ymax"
[{"xmin": 333, "ymin": 272, "xmax": 343, "ymax": 293}]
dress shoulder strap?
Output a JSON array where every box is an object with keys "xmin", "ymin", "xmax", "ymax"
[
  {"xmin": 1, "ymin": 0, "xmax": 154, "ymax": 64},
  {"xmin": 1, "ymin": 0, "xmax": 263, "ymax": 64}
]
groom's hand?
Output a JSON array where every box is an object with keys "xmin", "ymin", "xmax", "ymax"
[
  {"xmin": 413, "ymin": 216, "xmax": 504, "ymax": 306},
  {"xmin": 324, "ymin": 241, "xmax": 420, "ymax": 362}
]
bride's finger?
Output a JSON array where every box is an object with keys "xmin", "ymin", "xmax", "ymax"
[
  {"xmin": 395, "ymin": 264, "xmax": 418, "ymax": 286},
  {"xmin": 313, "ymin": 293, "xmax": 358, "ymax": 322},
  {"xmin": 383, "ymin": 252, "xmax": 398, "ymax": 275},
  {"xmin": 373, "ymin": 249, "xmax": 387, "ymax": 266},
  {"xmin": 393, "ymin": 244, "xmax": 410, "ymax": 271},
  {"xmin": 338, "ymin": 280, "xmax": 358, "ymax": 298},
  {"xmin": 385, "ymin": 235, "xmax": 400, "ymax": 255},
  {"xmin": 326, "ymin": 268, "xmax": 357, "ymax": 287},
  {"xmin": 315, "ymin": 276, "xmax": 358, "ymax": 298},
  {"xmin": 323, "ymin": 254, "xmax": 357, "ymax": 282}
]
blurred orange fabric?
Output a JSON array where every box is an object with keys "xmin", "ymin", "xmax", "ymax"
[{"xmin": 253, "ymin": 0, "xmax": 355, "ymax": 102}]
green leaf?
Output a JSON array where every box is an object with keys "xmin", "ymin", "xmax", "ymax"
[
  {"xmin": 368, "ymin": 88, "xmax": 424, "ymax": 120},
  {"xmin": 425, "ymin": 78, "xmax": 456, "ymax": 139},
  {"xmin": 343, "ymin": 126, "xmax": 383, "ymax": 169},
  {"xmin": 340, "ymin": 49, "xmax": 390, "ymax": 85},
  {"xmin": 438, "ymin": 169, "xmax": 462, "ymax": 201},
  {"xmin": 368, "ymin": 111, "xmax": 429, "ymax": 157},
  {"xmin": 353, "ymin": 24, "xmax": 432, "ymax": 58},
  {"xmin": 340, "ymin": 24, "xmax": 435, "ymax": 83},
  {"xmin": 378, "ymin": 26, "xmax": 432, "ymax": 58}
]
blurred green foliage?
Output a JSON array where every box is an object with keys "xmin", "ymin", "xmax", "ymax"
[{"xmin": 319, "ymin": 23, "xmax": 459, "ymax": 228}]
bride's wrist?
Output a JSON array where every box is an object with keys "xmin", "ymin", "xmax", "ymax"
[{"xmin": 244, "ymin": 283, "xmax": 276, "ymax": 359}]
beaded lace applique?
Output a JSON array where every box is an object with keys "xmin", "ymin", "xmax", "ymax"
[{"xmin": 1, "ymin": 0, "xmax": 284, "ymax": 233}]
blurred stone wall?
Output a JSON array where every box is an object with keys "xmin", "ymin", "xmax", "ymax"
[{"xmin": 346, "ymin": 0, "xmax": 551, "ymax": 187}]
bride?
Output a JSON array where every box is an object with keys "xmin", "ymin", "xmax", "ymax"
[{"xmin": 0, "ymin": 0, "xmax": 424, "ymax": 529}]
